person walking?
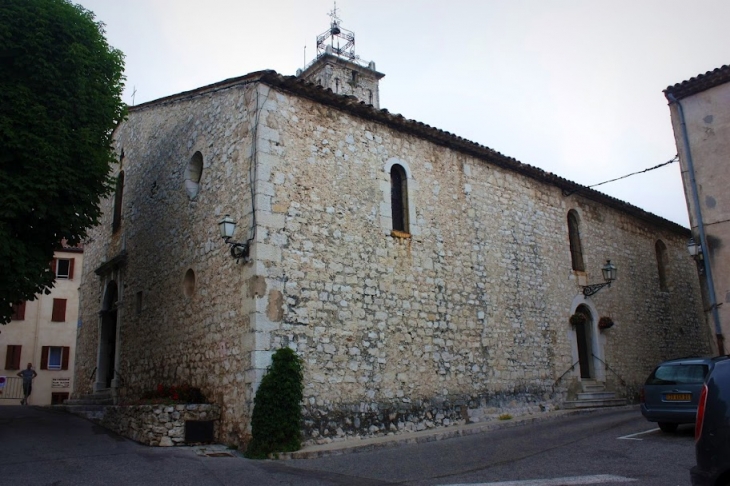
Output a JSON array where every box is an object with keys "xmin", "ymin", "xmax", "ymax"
[{"xmin": 17, "ymin": 363, "xmax": 37, "ymax": 405}]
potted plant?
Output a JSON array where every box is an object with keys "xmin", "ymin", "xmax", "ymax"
[
  {"xmin": 598, "ymin": 316, "xmax": 614, "ymax": 330},
  {"xmin": 569, "ymin": 313, "xmax": 588, "ymax": 327}
]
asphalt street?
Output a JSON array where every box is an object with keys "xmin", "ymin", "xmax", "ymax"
[{"xmin": 0, "ymin": 405, "xmax": 694, "ymax": 485}]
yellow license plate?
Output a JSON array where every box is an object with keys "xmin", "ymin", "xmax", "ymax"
[{"xmin": 665, "ymin": 393, "xmax": 691, "ymax": 401}]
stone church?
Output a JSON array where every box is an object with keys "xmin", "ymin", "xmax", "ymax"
[{"xmin": 74, "ymin": 17, "xmax": 710, "ymax": 447}]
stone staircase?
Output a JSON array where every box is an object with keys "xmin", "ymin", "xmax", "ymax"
[
  {"xmin": 63, "ymin": 390, "xmax": 114, "ymax": 420},
  {"xmin": 561, "ymin": 380, "xmax": 627, "ymax": 409}
]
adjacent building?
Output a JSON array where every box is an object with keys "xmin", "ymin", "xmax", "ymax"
[
  {"xmin": 73, "ymin": 20, "xmax": 711, "ymax": 447},
  {"xmin": 1, "ymin": 245, "xmax": 82, "ymax": 405},
  {"xmin": 665, "ymin": 64, "xmax": 730, "ymax": 356}
]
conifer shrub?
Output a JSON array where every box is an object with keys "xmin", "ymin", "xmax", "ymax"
[{"xmin": 244, "ymin": 347, "xmax": 304, "ymax": 459}]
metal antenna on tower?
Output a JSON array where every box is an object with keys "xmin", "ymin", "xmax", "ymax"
[{"xmin": 316, "ymin": 1, "xmax": 355, "ymax": 61}]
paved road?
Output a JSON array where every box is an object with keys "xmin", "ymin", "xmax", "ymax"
[{"xmin": 0, "ymin": 406, "xmax": 693, "ymax": 485}]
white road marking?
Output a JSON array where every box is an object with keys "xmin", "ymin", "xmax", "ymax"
[
  {"xmin": 441, "ymin": 474, "xmax": 636, "ymax": 486},
  {"xmin": 438, "ymin": 475, "xmax": 637, "ymax": 486},
  {"xmin": 617, "ymin": 428, "xmax": 660, "ymax": 440}
]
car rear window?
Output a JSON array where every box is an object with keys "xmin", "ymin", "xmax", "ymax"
[{"xmin": 646, "ymin": 364, "xmax": 709, "ymax": 385}]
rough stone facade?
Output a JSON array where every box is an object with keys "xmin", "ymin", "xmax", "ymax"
[
  {"xmin": 75, "ymin": 68, "xmax": 710, "ymax": 449},
  {"xmin": 100, "ymin": 403, "xmax": 220, "ymax": 446},
  {"xmin": 299, "ymin": 52, "xmax": 384, "ymax": 108}
]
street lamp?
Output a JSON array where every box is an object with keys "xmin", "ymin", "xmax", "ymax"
[
  {"xmin": 582, "ymin": 260, "xmax": 617, "ymax": 297},
  {"xmin": 218, "ymin": 215, "xmax": 249, "ymax": 261},
  {"xmin": 687, "ymin": 237, "xmax": 703, "ymax": 260}
]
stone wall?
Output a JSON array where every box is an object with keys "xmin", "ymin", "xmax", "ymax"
[
  {"xmin": 75, "ymin": 73, "xmax": 711, "ymax": 449},
  {"xmin": 101, "ymin": 403, "xmax": 220, "ymax": 446},
  {"xmin": 249, "ymin": 84, "xmax": 711, "ymax": 443},
  {"xmin": 75, "ymin": 79, "xmax": 262, "ymax": 446}
]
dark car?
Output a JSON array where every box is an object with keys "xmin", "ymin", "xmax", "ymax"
[
  {"xmin": 641, "ymin": 356, "xmax": 724, "ymax": 432},
  {"xmin": 691, "ymin": 357, "xmax": 730, "ymax": 485}
]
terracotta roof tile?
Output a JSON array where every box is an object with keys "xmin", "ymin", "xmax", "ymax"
[{"xmin": 664, "ymin": 64, "xmax": 730, "ymax": 101}]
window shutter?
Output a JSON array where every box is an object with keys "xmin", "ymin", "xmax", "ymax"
[
  {"xmin": 50, "ymin": 258, "xmax": 57, "ymax": 274},
  {"xmin": 5, "ymin": 345, "xmax": 16, "ymax": 369},
  {"xmin": 12, "ymin": 345, "xmax": 21, "ymax": 369},
  {"xmin": 61, "ymin": 347, "xmax": 70, "ymax": 370},
  {"xmin": 52, "ymin": 299, "xmax": 67, "ymax": 322},
  {"xmin": 68, "ymin": 258, "xmax": 75, "ymax": 279},
  {"xmin": 12, "ymin": 301, "xmax": 26, "ymax": 320},
  {"xmin": 41, "ymin": 346, "xmax": 49, "ymax": 370}
]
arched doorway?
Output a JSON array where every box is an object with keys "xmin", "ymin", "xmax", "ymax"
[
  {"xmin": 98, "ymin": 281, "xmax": 118, "ymax": 390},
  {"xmin": 574, "ymin": 304, "xmax": 594, "ymax": 379}
]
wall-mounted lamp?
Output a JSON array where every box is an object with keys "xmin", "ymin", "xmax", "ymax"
[
  {"xmin": 218, "ymin": 214, "xmax": 250, "ymax": 262},
  {"xmin": 582, "ymin": 260, "xmax": 617, "ymax": 297},
  {"xmin": 687, "ymin": 237, "xmax": 703, "ymax": 260}
]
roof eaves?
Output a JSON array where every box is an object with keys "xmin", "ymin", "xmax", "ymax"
[{"xmin": 664, "ymin": 64, "xmax": 730, "ymax": 101}]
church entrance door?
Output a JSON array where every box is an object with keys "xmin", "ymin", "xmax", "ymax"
[{"xmin": 575, "ymin": 305, "xmax": 593, "ymax": 379}]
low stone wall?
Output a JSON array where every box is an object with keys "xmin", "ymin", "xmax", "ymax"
[
  {"xmin": 302, "ymin": 390, "xmax": 557, "ymax": 445},
  {"xmin": 101, "ymin": 403, "xmax": 220, "ymax": 446}
]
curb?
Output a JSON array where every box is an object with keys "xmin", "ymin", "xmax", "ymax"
[{"xmin": 279, "ymin": 404, "xmax": 639, "ymax": 460}]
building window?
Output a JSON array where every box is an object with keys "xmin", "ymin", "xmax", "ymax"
[
  {"xmin": 51, "ymin": 299, "xmax": 67, "ymax": 322},
  {"xmin": 112, "ymin": 171, "xmax": 124, "ymax": 232},
  {"xmin": 54, "ymin": 258, "xmax": 74, "ymax": 279},
  {"xmin": 351, "ymin": 70, "xmax": 358, "ymax": 83},
  {"xmin": 41, "ymin": 346, "xmax": 69, "ymax": 370},
  {"xmin": 335, "ymin": 78, "xmax": 340, "ymax": 93},
  {"xmin": 185, "ymin": 152, "xmax": 204, "ymax": 200},
  {"xmin": 390, "ymin": 164, "xmax": 409, "ymax": 233},
  {"xmin": 5, "ymin": 345, "xmax": 22, "ymax": 370},
  {"xmin": 51, "ymin": 392, "xmax": 70, "ymax": 405},
  {"xmin": 568, "ymin": 210, "xmax": 585, "ymax": 272},
  {"xmin": 368, "ymin": 89, "xmax": 373, "ymax": 105},
  {"xmin": 655, "ymin": 240, "xmax": 669, "ymax": 291},
  {"xmin": 11, "ymin": 301, "xmax": 26, "ymax": 321}
]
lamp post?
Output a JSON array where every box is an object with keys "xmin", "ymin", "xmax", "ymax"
[
  {"xmin": 218, "ymin": 215, "xmax": 249, "ymax": 261},
  {"xmin": 582, "ymin": 260, "xmax": 617, "ymax": 297}
]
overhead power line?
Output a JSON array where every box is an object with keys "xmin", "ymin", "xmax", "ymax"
[{"xmin": 588, "ymin": 155, "xmax": 679, "ymax": 189}]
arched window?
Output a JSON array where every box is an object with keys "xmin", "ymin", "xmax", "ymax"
[
  {"xmin": 391, "ymin": 164, "xmax": 409, "ymax": 233},
  {"xmin": 185, "ymin": 151, "xmax": 203, "ymax": 199},
  {"xmin": 567, "ymin": 210, "xmax": 585, "ymax": 271},
  {"xmin": 655, "ymin": 240, "xmax": 669, "ymax": 291},
  {"xmin": 112, "ymin": 171, "xmax": 124, "ymax": 232}
]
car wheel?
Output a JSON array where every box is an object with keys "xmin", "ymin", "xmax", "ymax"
[{"xmin": 658, "ymin": 422, "xmax": 678, "ymax": 433}]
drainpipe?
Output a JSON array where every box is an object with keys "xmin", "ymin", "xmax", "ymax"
[{"xmin": 667, "ymin": 93, "xmax": 724, "ymax": 355}]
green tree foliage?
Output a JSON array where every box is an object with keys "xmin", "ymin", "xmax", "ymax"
[
  {"xmin": 245, "ymin": 347, "xmax": 304, "ymax": 459},
  {"xmin": 0, "ymin": 0, "xmax": 126, "ymax": 323}
]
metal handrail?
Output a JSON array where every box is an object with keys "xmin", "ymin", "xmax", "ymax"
[
  {"xmin": 88, "ymin": 366, "xmax": 97, "ymax": 381},
  {"xmin": 553, "ymin": 360, "xmax": 580, "ymax": 393},
  {"xmin": 592, "ymin": 353, "xmax": 627, "ymax": 387}
]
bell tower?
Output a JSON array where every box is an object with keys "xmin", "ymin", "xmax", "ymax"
[{"xmin": 297, "ymin": 4, "xmax": 384, "ymax": 108}]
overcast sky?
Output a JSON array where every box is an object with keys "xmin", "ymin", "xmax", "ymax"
[{"xmin": 74, "ymin": 0, "xmax": 730, "ymax": 227}]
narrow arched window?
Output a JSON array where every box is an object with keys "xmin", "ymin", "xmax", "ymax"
[
  {"xmin": 391, "ymin": 164, "xmax": 409, "ymax": 232},
  {"xmin": 655, "ymin": 240, "xmax": 669, "ymax": 291},
  {"xmin": 567, "ymin": 210, "xmax": 585, "ymax": 271},
  {"xmin": 185, "ymin": 151, "xmax": 203, "ymax": 200},
  {"xmin": 112, "ymin": 171, "xmax": 124, "ymax": 233}
]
